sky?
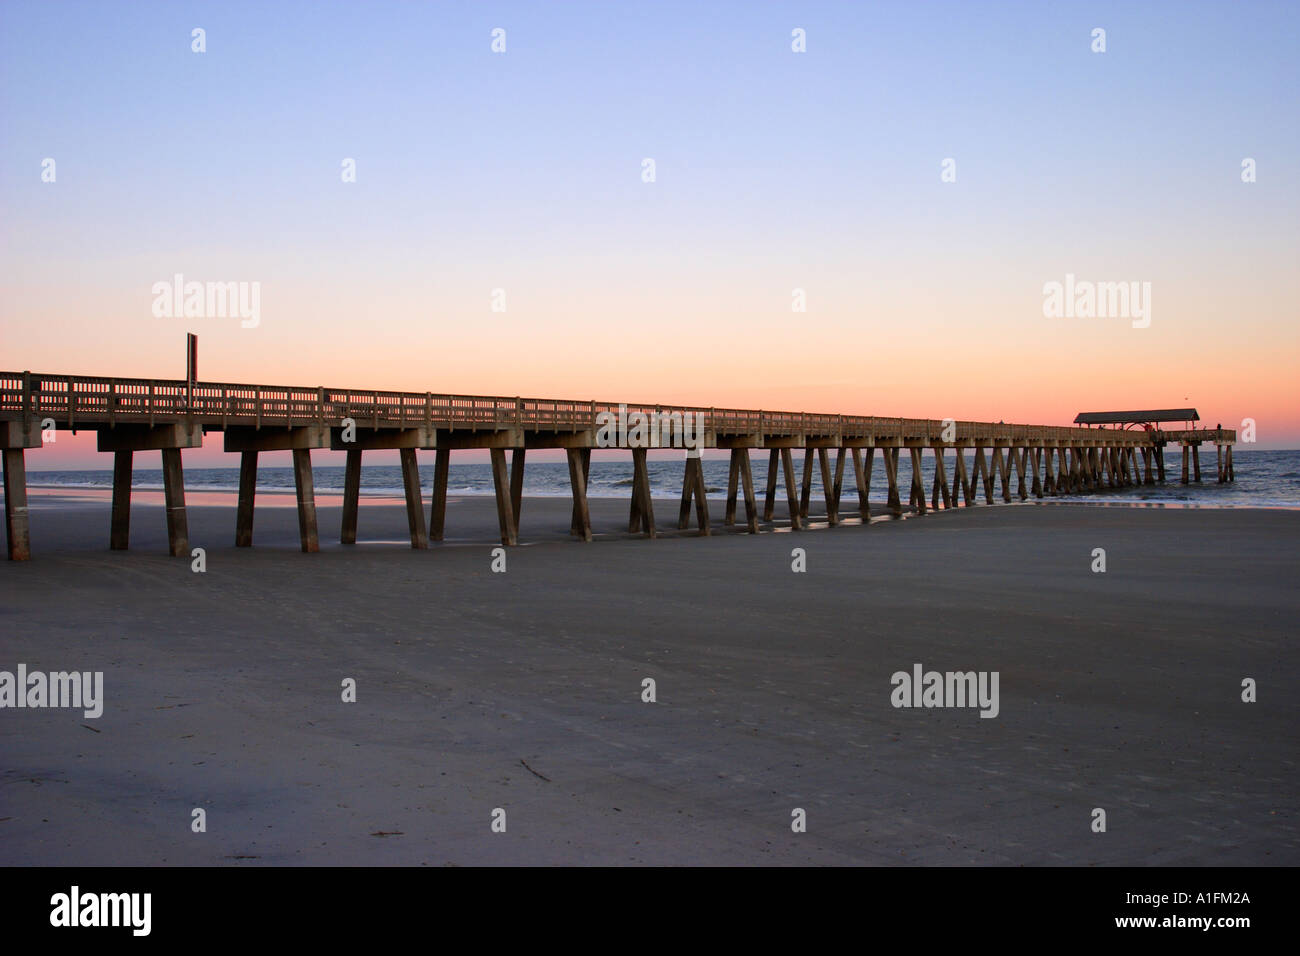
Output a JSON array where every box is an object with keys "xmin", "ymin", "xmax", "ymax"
[{"xmin": 2, "ymin": 0, "xmax": 1297, "ymax": 468}]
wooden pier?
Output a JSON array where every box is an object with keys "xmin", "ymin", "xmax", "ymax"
[{"xmin": 0, "ymin": 371, "xmax": 1237, "ymax": 560}]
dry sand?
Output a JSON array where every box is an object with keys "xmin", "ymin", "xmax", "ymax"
[{"xmin": 1, "ymin": 492, "xmax": 1296, "ymax": 865}]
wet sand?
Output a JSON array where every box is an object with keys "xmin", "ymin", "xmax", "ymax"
[{"xmin": 1, "ymin": 493, "xmax": 1297, "ymax": 865}]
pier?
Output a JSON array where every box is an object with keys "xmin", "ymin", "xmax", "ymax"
[{"xmin": 0, "ymin": 370, "xmax": 1236, "ymax": 560}]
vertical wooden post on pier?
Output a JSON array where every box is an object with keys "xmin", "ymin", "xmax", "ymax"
[
  {"xmin": 340, "ymin": 448, "xmax": 361, "ymax": 545},
  {"xmin": 110, "ymin": 449, "xmax": 133, "ymax": 550},
  {"xmin": 852, "ymin": 447, "xmax": 872, "ymax": 521},
  {"xmin": 763, "ymin": 449, "xmax": 779, "ymax": 522},
  {"xmin": 399, "ymin": 447, "xmax": 428, "ymax": 549},
  {"xmin": 161, "ymin": 447, "xmax": 189, "ymax": 557},
  {"xmin": 509, "ymin": 449, "xmax": 526, "ymax": 528},
  {"xmin": 818, "ymin": 448, "xmax": 840, "ymax": 525},
  {"xmin": 566, "ymin": 448, "xmax": 591, "ymax": 542},
  {"xmin": 490, "ymin": 447, "xmax": 518, "ymax": 547},
  {"xmin": 974, "ymin": 447, "xmax": 993, "ymax": 503},
  {"xmin": 884, "ymin": 447, "xmax": 902, "ymax": 517},
  {"xmin": 734, "ymin": 449, "xmax": 759, "ymax": 533},
  {"xmin": 1216, "ymin": 444, "xmax": 1225, "ymax": 483},
  {"xmin": 1180, "ymin": 445, "xmax": 1190, "ymax": 484},
  {"xmin": 430, "ymin": 448, "xmax": 450, "ymax": 542},
  {"xmin": 1156, "ymin": 445, "xmax": 1166, "ymax": 482},
  {"xmin": 236, "ymin": 450, "xmax": 258, "ymax": 547},
  {"xmin": 799, "ymin": 449, "xmax": 814, "ymax": 520},
  {"xmin": 780, "ymin": 448, "xmax": 803, "ymax": 529},
  {"xmin": 909, "ymin": 448, "xmax": 927, "ymax": 515},
  {"xmin": 832, "ymin": 448, "xmax": 846, "ymax": 521},
  {"xmin": 1192, "ymin": 444, "xmax": 1201, "ymax": 482},
  {"xmin": 291, "ymin": 448, "xmax": 319, "ymax": 553},
  {"xmin": 1029, "ymin": 448, "xmax": 1043, "ymax": 498},
  {"xmin": 1226, "ymin": 445, "xmax": 1234, "ymax": 482},
  {"xmin": 725, "ymin": 449, "xmax": 740, "ymax": 526},
  {"xmin": 1014, "ymin": 447, "xmax": 1028, "ymax": 500},
  {"xmin": 2, "ymin": 448, "xmax": 31, "ymax": 561}
]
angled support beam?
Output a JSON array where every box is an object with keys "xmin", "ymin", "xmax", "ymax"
[
  {"xmin": 1030, "ymin": 447, "xmax": 1043, "ymax": 498},
  {"xmin": 738, "ymin": 449, "xmax": 759, "ymax": 533},
  {"xmin": 570, "ymin": 448, "xmax": 591, "ymax": 535},
  {"xmin": 852, "ymin": 447, "xmax": 873, "ymax": 521},
  {"xmin": 909, "ymin": 447, "xmax": 927, "ymax": 514},
  {"xmin": 974, "ymin": 447, "xmax": 993, "ymax": 503},
  {"xmin": 490, "ymin": 448, "xmax": 518, "ymax": 546},
  {"xmin": 677, "ymin": 454, "xmax": 710, "ymax": 535},
  {"xmin": 400, "ymin": 447, "xmax": 428, "ymax": 549},
  {"xmin": 628, "ymin": 447, "xmax": 656, "ymax": 537},
  {"xmin": 931, "ymin": 446, "xmax": 952, "ymax": 510},
  {"xmin": 884, "ymin": 447, "xmax": 902, "ymax": 517},
  {"xmin": 818, "ymin": 447, "xmax": 839, "ymax": 525},
  {"xmin": 1014, "ymin": 447, "xmax": 1028, "ymax": 500},
  {"xmin": 780, "ymin": 448, "xmax": 803, "ymax": 530},
  {"xmin": 799, "ymin": 449, "xmax": 814, "ymax": 520},
  {"xmin": 995, "ymin": 448, "xmax": 1012, "ymax": 502}
]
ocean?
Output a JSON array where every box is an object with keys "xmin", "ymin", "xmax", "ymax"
[{"xmin": 21, "ymin": 448, "xmax": 1300, "ymax": 509}]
